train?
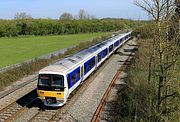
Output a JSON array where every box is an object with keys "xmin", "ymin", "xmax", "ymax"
[{"xmin": 37, "ymin": 31, "xmax": 132, "ymax": 107}]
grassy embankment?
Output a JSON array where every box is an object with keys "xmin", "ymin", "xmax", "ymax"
[
  {"xmin": 0, "ymin": 32, "xmax": 109, "ymax": 68},
  {"xmin": 109, "ymin": 39, "xmax": 153, "ymax": 121},
  {"xmin": 110, "ymin": 39, "xmax": 180, "ymax": 121}
]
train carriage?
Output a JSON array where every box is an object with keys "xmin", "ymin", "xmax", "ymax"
[{"xmin": 37, "ymin": 31, "xmax": 132, "ymax": 107}]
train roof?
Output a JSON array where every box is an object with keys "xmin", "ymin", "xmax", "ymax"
[
  {"xmin": 40, "ymin": 42, "xmax": 106, "ymax": 73},
  {"xmin": 39, "ymin": 32, "xmax": 131, "ymax": 74}
]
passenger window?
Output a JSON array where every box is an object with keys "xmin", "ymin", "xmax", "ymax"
[
  {"xmin": 84, "ymin": 57, "xmax": 95, "ymax": 74},
  {"xmin": 88, "ymin": 62, "xmax": 92, "ymax": 69},
  {"xmin": 71, "ymin": 74, "xmax": 76, "ymax": 83},
  {"xmin": 84, "ymin": 65, "xmax": 87, "ymax": 73},
  {"xmin": 114, "ymin": 42, "xmax": 117, "ymax": 47},
  {"xmin": 77, "ymin": 69, "xmax": 80, "ymax": 80},
  {"xmin": 89, "ymin": 58, "xmax": 95, "ymax": 69},
  {"xmin": 67, "ymin": 75, "xmax": 70, "ymax": 88},
  {"xmin": 109, "ymin": 45, "xmax": 113, "ymax": 52},
  {"xmin": 92, "ymin": 58, "xmax": 95, "ymax": 66},
  {"xmin": 98, "ymin": 53, "xmax": 101, "ymax": 62},
  {"xmin": 104, "ymin": 49, "xmax": 107, "ymax": 57}
]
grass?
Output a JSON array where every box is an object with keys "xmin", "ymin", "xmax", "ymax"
[
  {"xmin": 111, "ymin": 39, "xmax": 180, "ymax": 121},
  {"xmin": 109, "ymin": 39, "xmax": 153, "ymax": 121},
  {"xmin": 0, "ymin": 34, "xmax": 111, "ymax": 90},
  {"xmin": 0, "ymin": 32, "xmax": 109, "ymax": 68}
]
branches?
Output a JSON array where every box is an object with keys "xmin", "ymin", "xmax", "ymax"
[
  {"xmin": 134, "ymin": 0, "xmax": 175, "ymax": 22},
  {"xmin": 134, "ymin": 0, "xmax": 179, "ymax": 121},
  {"xmin": 14, "ymin": 12, "xmax": 32, "ymax": 20},
  {"xmin": 159, "ymin": 91, "xmax": 179, "ymax": 105},
  {"xmin": 134, "ymin": 0, "xmax": 157, "ymax": 20}
]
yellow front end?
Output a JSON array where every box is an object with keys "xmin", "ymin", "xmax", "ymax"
[
  {"xmin": 37, "ymin": 90, "xmax": 64, "ymax": 99},
  {"xmin": 37, "ymin": 90, "xmax": 65, "ymax": 107}
]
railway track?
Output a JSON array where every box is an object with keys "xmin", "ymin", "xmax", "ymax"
[
  {"xmin": 0, "ymin": 39, "xmax": 134, "ymax": 122},
  {"xmin": 91, "ymin": 52, "xmax": 134, "ymax": 122},
  {"xmin": 27, "ymin": 40, "xmax": 133, "ymax": 122},
  {"xmin": 29, "ymin": 109, "xmax": 59, "ymax": 122},
  {"xmin": 28, "ymin": 47, "xmax": 116, "ymax": 122},
  {"xmin": 0, "ymin": 89, "xmax": 38, "ymax": 122}
]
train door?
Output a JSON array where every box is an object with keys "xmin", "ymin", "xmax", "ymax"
[
  {"xmin": 64, "ymin": 74, "xmax": 69, "ymax": 101},
  {"xmin": 80, "ymin": 66, "xmax": 84, "ymax": 82}
]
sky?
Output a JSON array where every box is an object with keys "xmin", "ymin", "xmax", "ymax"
[{"xmin": 0, "ymin": 0, "xmax": 148, "ymax": 20}]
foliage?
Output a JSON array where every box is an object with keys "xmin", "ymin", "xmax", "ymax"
[
  {"xmin": 112, "ymin": 39, "xmax": 180, "ymax": 122},
  {"xmin": 131, "ymin": 0, "xmax": 180, "ymax": 121},
  {"xmin": 132, "ymin": 21, "xmax": 154, "ymax": 39},
  {"xmin": 0, "ymin": 19, "xmax": 141, "ymax": 37},
  {"xmin": 109, "ymin": 1, "xmax": 180, "ymax": 121},
  {"xmin": 59, "ymin": 12, "xmax": 74, "ymax": 20}
]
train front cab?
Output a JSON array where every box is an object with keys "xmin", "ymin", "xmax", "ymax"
[{"xmin": 37, "ymin": 73, "xmax": 68, "ymax": 107}]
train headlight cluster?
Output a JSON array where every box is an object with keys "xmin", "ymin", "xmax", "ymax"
[{"xmin": 57, "ymin": 93, "xmax": 61, "ymax": 95}]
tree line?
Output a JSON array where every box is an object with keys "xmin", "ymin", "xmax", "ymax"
[
  {"xmin": 0, "ymin": 18, "xmax": 140, "ymax": 37},
  {"xmin": 0, "ymin": 9, "xmax": 143, "ymax": 38}
]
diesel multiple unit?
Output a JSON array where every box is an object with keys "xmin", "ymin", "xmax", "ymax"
[{"xmin": 37, "ymin": 31, "xmax": 132, "ymax": 107}]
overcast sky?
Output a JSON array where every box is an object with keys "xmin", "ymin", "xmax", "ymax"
[{"xmin": 0, "ymin": 0, "xmax": 148, "ymax": 20}]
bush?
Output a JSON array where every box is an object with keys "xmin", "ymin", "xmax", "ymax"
[{"xmin": 132, "ymin": 22, "xmax": 154, "ymax": 39}]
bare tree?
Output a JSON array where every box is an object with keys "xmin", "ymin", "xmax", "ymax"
[
  {"xmin": 134, "ymin": 0, "xmax": 179, "ymax": 121},
  {"xmin": 77, "ymin": 9, "xmax": 95, "ymax": 20},
  {"xmin": 78, "ymin": 9, "xmax": 89, "ymax": 20},
  {"xmin": 174, "ymin": 0, "xmax": 180, "ymax": 39},
  {"xmin": 90, "ymin": 15, "xmax": 96, "ymax": 19},
  {"xmin": 14, "ymin": 12, "xmax": 32, "ymax": 20},
  {"xmin": 59, "ymin": 12, "xmax": 74, "ymax": 20},
  {"xmin": 134, "ymin": 0, "xmax": 175, "ymax": 22}
]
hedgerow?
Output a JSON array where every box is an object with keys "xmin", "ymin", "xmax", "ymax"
[{"xmin": 0, "ymin": 19, "xmax": 140, "ymax": 37}]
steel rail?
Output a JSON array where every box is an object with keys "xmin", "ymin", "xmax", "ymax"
[
  {"xmin": 0, "ymin": 90, "xmax": 38, "ymax": 122},
  {"xmin": 29, "ymin": 49, "xmax": 115, "ymax": 122},
  {"xmin": 91, "ymin": 52, "xmax": 133, "ymax": 122},
  {"xmin": 29, "ymin": 39, "xmax": 133, "ymax": 122}
]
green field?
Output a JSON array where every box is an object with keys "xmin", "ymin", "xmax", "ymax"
[{"xmin": 0, "ymin": 32, "xmax": 109, "ymax": 68}]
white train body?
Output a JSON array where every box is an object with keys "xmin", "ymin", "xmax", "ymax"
[{"xmin": 37, "ymin": 31, "xmax": 132, "ymax": 107}]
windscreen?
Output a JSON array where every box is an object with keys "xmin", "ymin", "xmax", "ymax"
[{"xmin": 38, "ymin": 74, "xmax": 64, "ymax": 90}]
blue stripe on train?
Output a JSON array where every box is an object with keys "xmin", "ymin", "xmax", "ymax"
[
  {"xmin": 67, "ymin": 67, "xmax": 80, "ymax": 89},
  {"xmin": 84, "ymin": 56, "xmax": 95, "ymax": 75}
]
